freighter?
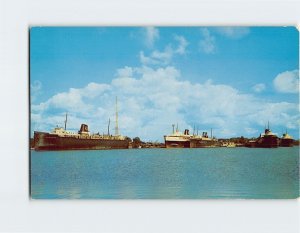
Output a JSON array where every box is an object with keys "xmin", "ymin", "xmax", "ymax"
[
  {"xmin": 164, "ymin": 124, "xmax": 191, "ymax": 148},
  {"xmin": 164, "ymin": 125, "xmax": 218, "ymax": 148},
  {"xmin": 33, "ymin": 97, "xmax": 130, "ymax": 150},
  {"xmin": 246, "ymin": 123, "xmax": 279, "ymax": 148},
  {"xmin": 190, "ymin": 130, "xmax": 218, "ymax": 148},
  {"xmin": 279, "ymin": 131, "xmax": 294, "ymax": 147}
]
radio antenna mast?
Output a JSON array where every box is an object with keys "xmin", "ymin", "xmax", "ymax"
[
  {"xmin": 115, "ymin": 97, "xmax": 119, "ymax": 136},
  {"xmin": 64, "ymin": 112, "xmax": 68, "ymax": 130}
]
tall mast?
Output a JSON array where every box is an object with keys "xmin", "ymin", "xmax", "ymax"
[
  {"xmin": 172, "ymin": 124, "xmax": 175, "ymax": 134},
  {"xmin": 211, "ymin": 128, "xmax": 213, "ymax": 138},
  {"xmin": 64, "ymin": 112, "xmax": 68, "ymax": 130},
  {"xmin": 108, "ymin": 118, "xmax": 110, "ymax": 135},
  {"xmin": 268, "ymin": 121, "xmax": 270, "ymax": 129},
  {"xmin": 115, "ymin": 96, "xmax": 119, "ymax": 136}
]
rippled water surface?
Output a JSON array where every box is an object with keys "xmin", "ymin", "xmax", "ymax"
[{"xmin": 31, "ymin": 147, "xmax": 299, "ymax": 199}]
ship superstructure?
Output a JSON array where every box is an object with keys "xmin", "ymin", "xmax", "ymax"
[
  {"xmin": 164, "ymin": 124, "xmax": 191, "ymax": 148},
  {"xmin": 246, "ymin": 122, "xmax": 279, "ymax": 148}
]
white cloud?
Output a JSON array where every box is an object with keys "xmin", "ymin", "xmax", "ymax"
[
  {"xmin": 199, "ymin": 28, "xmax": 216, "ymax": 54},
  {"xmin": 32, "ymin": 66, "xmax": 299, "ymax": 141},
  {"xmin": 174, "ymin": 35, "xmax": 188, "ymax": 55},
  {"xmin": 117, "ymin": 66, "xmax": 134, "ymax": 77},
  {"xmin": 140, "ymin": 49, "xmax": 173, "ymax": 66},
  {"xmin": 273, "ymin": 69, "xmax": 299, "ymax": 93},
  {"xmin": 140, "ymin": 47, "xmax": 172, "ymax": 66},
  {"xmin": 140, "ymin": 35, "xmax": 188, "ymax": 66},
  {"xmin": 215, "ymin": 27, "xmax": 250, "ymax": 39},
  {"xmin": 32, "ymin": 82, "xmax": 110, "ymax": 113},
  {"xmin": 252, "ymin": 83, "xmax": 266, "ymax": 93},
  {"xmin": 144, "ymin": 27, "xmax": 159, "ymax": 48}
]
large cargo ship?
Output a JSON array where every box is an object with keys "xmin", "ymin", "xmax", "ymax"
[
  {"xmin": 164, "ymin": 125, "xmax": 219, "ymax": 148},
  {"xmin": 164, "ymin": 125, "xmax": 191, "ymax": 148},
  {"xmin": 246, "ymin": 123, "xmax": 279, "ymax": 148},
  {"xmin": 34, "ymin": 124, "xmax": 129, "ymax": 150},
  {"xmin": 190, "ymin": 131, "xmax": 218, "ymax": 148},
  {"xmin": 279, "ymin": 131, "xmax": 294, "ymax": 147},
  {"xmin": 33, "ymin": 97, "xmax": 130, "ymax": 150},
  {"xmin": 254, "ymin": 129, "xmax": 279, "ymax": 148}
]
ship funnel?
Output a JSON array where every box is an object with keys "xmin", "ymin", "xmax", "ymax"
[
  {"xmin": 184, "ymin": 129, "xmax": 189, "ymax": 135},
  {"xmin": 79, "ymin": 124, "xmax": 89, "ymax": 134}
]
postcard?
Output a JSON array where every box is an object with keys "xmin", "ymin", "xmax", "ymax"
[{"xmin": 30, "ymin": 26, "xmax": 299, "ymax": 199}]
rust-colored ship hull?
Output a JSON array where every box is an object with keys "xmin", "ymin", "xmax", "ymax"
[
  {"xmin": 190, "ymin": 138, "xmax": 218, "ymax": 148},
  {"xmin": 255, "ymin": 136, "xmax": 279, "ymax": 148},
  {"xmin": 280, "ymin": 138, "xmax": 294, "ymax": 147},
  {"xmin": 34, "ymin": 131, "xmax": 129, "ymax": 150}
]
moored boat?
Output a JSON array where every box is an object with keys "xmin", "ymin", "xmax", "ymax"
[
  {"xmin": 190, "ymin": 131, "xmax": 218, "ymax": 148},
  {"xmin": 34, "ymin": 124, "xmax": 130, "ymax": 150},
  {"xmin": 255, "ymin": 127, "xmax": 279, "ymax": 148},
  {"xmin": 164, "ymin": 124, "xmax": 191, "ymax": 148},
  {"xmin": 279, "ymin": 131, "xmax": 294, "ymax": 147},
  {"xmin": 245, "ymin": 123, "xmax": 279, "ymax": 148}
]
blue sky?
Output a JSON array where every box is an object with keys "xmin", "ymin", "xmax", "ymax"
[{"xmin": 30, "ymin": 27, "xmax": 299, "ymax": 141}]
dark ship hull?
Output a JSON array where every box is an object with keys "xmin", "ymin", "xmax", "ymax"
[
  {"xmin": 255, "ymin": 136, "xmax": 279, "ymax": 148},
  {"xmin": 245, "ymin": 126, "xmax": 279, "ymax": 148},
  {"xmin": 190, "ymin": 139, "xmax": 217, "ymax": 148},
  {"xmin": 280, "ymin": 138, "xmax": 294, "ymax": 147},
  {"xmin": 34, "ymin": 131, "xmax": 129, "ymax": 151}
]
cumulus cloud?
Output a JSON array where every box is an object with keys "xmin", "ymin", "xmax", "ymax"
[
  {"xmin": 273, "ymin": 70, "xmax": 299, "ymax": 93},
  {"xmin": 215, "ymin": 27, "xmax": 250, "ymax": 39},
  {"xmin": 117, "ymin": 66, "xmax": 134, "ymax": 77},
  {"xmin": 144, "ymin": 27, "xmax": 159, "ymax": 48},
  {"xmin": 32, "ymin": 66, "xmax": 299, "ymax": 141},
  {"xmin": 199, "ymin": 28, "xmax": 216, "ymax": 54},
  {"xmin": 252, "ymin": 83, "xmax": 266, "ymax": 93},
  {"xmin": 140, "ymin": 35, "xmax": 188, "ymax": 66},
  {"xmin": 32, "ymin": 82, "xmax": 110, "ymax": 114}
]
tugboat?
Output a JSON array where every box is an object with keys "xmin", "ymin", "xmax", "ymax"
[{"xmin": 279, "ymin": 130, "xmax": 294, "ymax": 147}]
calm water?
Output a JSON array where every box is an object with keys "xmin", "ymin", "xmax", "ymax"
[{"xmin": 30, "ymin": 147, "xmax": 299, "ymax": 199}]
